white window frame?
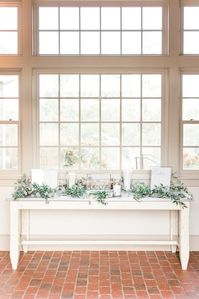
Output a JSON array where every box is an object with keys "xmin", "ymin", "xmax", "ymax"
[
  {"xmin": 181, "ymin": 0, "xmax": 199, "ymax": 56},
  {"xmin": 32, "ymin": 0, "xmax": 169, "ymax": 56},
  {"xmin": 0, "ymin": 71, "xmax": 21, "ymax": 176},
  {"xmin": 0, "ymin": 1, "xmax": 22, "ymax": 56},
  {"xmin": 180, "ymin": 70, "xmax": 199, "ymax": 178},
  {"xmin": 33, "ymin": 68, "xmax": 168, "ymax": 175}
]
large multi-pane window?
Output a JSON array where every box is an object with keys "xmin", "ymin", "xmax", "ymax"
[
  {"xmin": 0, "ymin": 74, "xmax": 19, "ymax": 170},
  {"xmin": 35, "ymin": 5, "xmax": 166, "ymax": 55},
  {"xmin": 0, "ymin": 6, "xmax": 18, "ymax": 54},
  {"xmin": 183, "ymin": 4, "xmax": 199, "ymax": 54},
  {"xmin": 38, "ymin": 73, "xmax": 162, "ymax": 171},
  {"xmin": 182, "ymin": 74, "xmax": 199, "ymax": 170}
]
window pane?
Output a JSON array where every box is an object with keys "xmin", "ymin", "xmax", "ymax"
[
  {"xmin": 122, "ymin": 32, "xmax": 141, "ymax": 54},
  {"xmin": 122, "ymin": 75, "xmax": 141, "ymax": 97},
  {"xmin": 183, "ymin": 148, "xmax": 199, "ymax": 170},
  {"xmin": 40, "ymin": 124, "xmax": 58, "ymax": 146},
  {"xmin": 183, "ymin": 99, "xmax": 199, "ymax": 121},
  {"xmin": 81, "ymin": 148, "xmax": 100, "ymax": 169},
  {"xmin": 60, "ymin": 32, "xmax": 79, "ymax": 54},
  {"xmin": 81, "ymin": 32, "xmax": 100, "ymax": 54},
  {"xmin": 183, "ymin": 124, "xmax": 199, "ymax": 146},
  {"xmin": 122, "ymin": 147, "xmax": 140, "ymax": 170},
  {"xmin": 101, "ymin": 75, "xmax": 120, "ymax": 97},
  {"xmin": 40, "ymin": 75, "xmax": 59, "ymax": 97},
  {"xmin": 143, "ymin": 7, "xmax": 162, "ymax": 30},
  {"xmin": 60, "ymin": 124, "xmax": 79, "ymax": 146},
  {"xmin": 60, "ymin": 99, "xmax": 79, "ymax": 121},
  {"xmin": 0, "ymin": 124, "xmax": 18, "ymax": 146},
  {"xmin": 184, "ymin": 32, "xmax": 199, "ymax": 54},
  {"xmin": 40, "ymin": 99, "xmax": 58, "ymax": 122},
  {"xmin": 142, "ymin": 75, "xmax": 161, "ymax": 97},
  {"xmin": 122, "ymin": 99, "xmax": 140, "ymax": 121},
  {"xmin": 81, "ymin": 124, "xmax": 99, "ymax": 146},
  {"xmin": 0, "ymin": 32, "xmax": 18, "ymax": 54},
  {"xmin": 101, "ymin": 8, "xmax": 120, "ymax": 30},
  {"xmin": 101, "ymin": 124, "xmax": 120, "ymax": 146},
  {"xmin": 0, "ymin": 75, "xmax": 18, "ymax": 97},
  {"xmin": 60, "ymin": 7, "xmax": 79, "ymax": 30},
  {"xmin": 101, "ymin": 99, "xmax": 120, "ymax": 121},
  {"xmin": 0, "ymin": 99, "xmax": 18, "ymax": 121},
  {"xmin": 81, "ymin": 75, "xmax": 99, "ymax": 97},
  {"xmin": 39, "ymin": 32, "xmax": 59, "ymax": 54},
  {"xmin": 122, "ymin": 7, "xmax": 141, "ymax": 30},
  {"xmin": 0, "ymin": 148, "xmax": 17, "ymax": 170},
  {"xmin": 60, "ymin": 75, "xmax": 79, "ymax": 98},
  {"xmin": 39, "ymin": 7, "xmax": 58, "ymax": 30},
  {"xmin": 81, "ymin": 7, "xmax": 100, "ymax": 30},
  {"xmin": 40, "ymin": 148, "xmax": 59, "ymax": 169},
  {"xmin": 143, "ymin": 32, "xmax": 162, "ymax": 54},
  {"xmin": 37, "ymin": 72, "xmax": 162, "ymax": 171},
  {"xmin": 142, "ymin": 123, "xmax": 161, "ymax": 146},
  {"xmin": 184, "ymin": 7, "xmax": 199, "ymax": 30},
  {"xmin": 142, "ymin": 99, "xmax": 161, "ymax": 121},
  {"xmin": 122, "ymin": 124, "xmax": 140, "ymax": 146},
  {"xmin": 101, "ymin": 32, "xmax": 120, "ymax": 54},
  {"xmin": 142, "ymin": 147, "xmax": 161, "ymax": 169},
  {"xmin": 81, "ymin": 99, "xmax": 99, "ymax": 121},
  {"xmin": 61, "ymin": 147, "xmax": 79, "ymax": 170},
  {"xmin": 0, "ymin": 7, "xmax": 17, "ymax": 30},
  {"xmin": 101, "ymin": 147, "xmax": 120, "ymax": 170},
  {"xmin": 183, "ymin": 75, "xmax": 199, "ymax": 97}
]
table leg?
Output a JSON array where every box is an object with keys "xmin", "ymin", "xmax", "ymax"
[
  {"xmin": 10, "ymin": 202, "xmax": 21, "ymax": 270},
  {"xmin": 179, "ymin": 204, "xmax": 190, "ymax": 270},
  {"xmin": 170, "ymin": 210, "xmax": 177, "ymax": 253},
  {"xmin": 22, "ymin": 210, "xmax": 30, "ymax": 253}
]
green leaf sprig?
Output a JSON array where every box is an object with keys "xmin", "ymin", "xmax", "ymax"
[
  {"xmin": 12, "ymin": 174, "xmax": 33, "ymax": 200},
  {"xmin": 93, "ymin": 190, "xmax": 108, "ymax": 205},
  {"xmin": 32, "ymin": 183, "xmax": 54, "ymax": 200},
  {"xmin": 65, "ymin": 184, "xmax": 86, "ymax": 198}
]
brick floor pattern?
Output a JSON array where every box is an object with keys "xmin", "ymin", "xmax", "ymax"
[{"xmin": 0, "ymin": 251, "xmax": 199, "ymax": 299}]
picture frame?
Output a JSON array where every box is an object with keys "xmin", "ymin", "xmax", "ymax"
[{"xmin": 150, "ymin": 167, "xmax": 172, "ymax": 188}]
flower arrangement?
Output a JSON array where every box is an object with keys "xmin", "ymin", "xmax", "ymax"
[{"xmin": 64, "ymin": 150, "xmax": 78, "ymax": 168}]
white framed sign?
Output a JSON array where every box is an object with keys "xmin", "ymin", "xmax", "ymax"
[{"xmin": 150, "ymin": 167, "xmax": 172, "ymax": 188}]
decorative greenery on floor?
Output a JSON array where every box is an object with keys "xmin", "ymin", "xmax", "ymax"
[{"xmin": 12, "ymin": 174, "xmax": 192, "ymax": 207}]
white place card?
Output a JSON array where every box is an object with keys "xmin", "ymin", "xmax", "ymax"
[
  {"xmin": 150, "ymin": 167, "xmax": 172, "ymax": 188},
  {"xmin": 32, "ymin": 169, "xmax": 58, "ymax": 188}
]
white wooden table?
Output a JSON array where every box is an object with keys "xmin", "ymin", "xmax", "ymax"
[{"xmin": 10, "ymin": 198, "xmax": 190, "ymax": 270}]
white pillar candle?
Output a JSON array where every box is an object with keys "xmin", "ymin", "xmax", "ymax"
[
  {"xmin": 113, "ymin": 184, "xmax": 121, "ymax": 197},
  {"xmin": 68, "ymin": 172, "xmax": 76, "ymax": 188}
]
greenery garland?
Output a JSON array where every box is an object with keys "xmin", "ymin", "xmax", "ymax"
[
  {"xmin": 12, "ymin": 174, "xmax": 33, "ymax": 200},
  {"xmin": 64, "ymin": 184, "xmax": 86, "ymax": 198},
  {"xmin": 13, "ymin": 174, "xmax": 55, "ymax": 202},
  {"xmin": 12, "ymin": 174, "xmax": 192, "ymax": 208},
  {"xmin": 131, "ymin": 177, "xmax": 192, "ymax": 208}
]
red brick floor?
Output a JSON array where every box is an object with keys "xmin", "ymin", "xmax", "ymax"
[{"xmin": 0, "ymin": 251, "xmax": 199, "ymax": 299}]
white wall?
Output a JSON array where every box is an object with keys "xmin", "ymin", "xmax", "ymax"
[{"xmin": 1, "ymin": 186, "xmax": 198, "ymax": 251}]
